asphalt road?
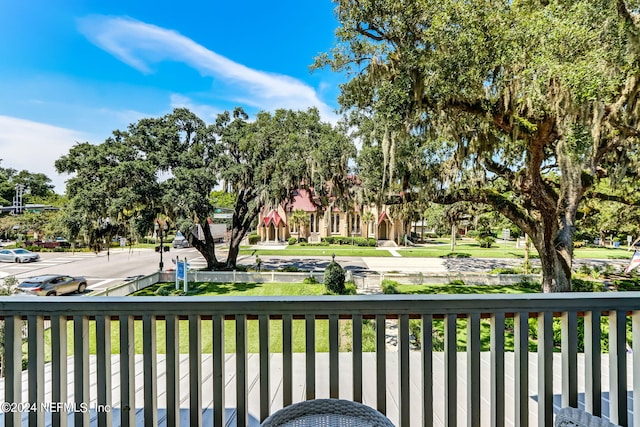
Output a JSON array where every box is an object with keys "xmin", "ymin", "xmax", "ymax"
[
  {"xmin": 0, "ymin": 245, "xmax": 630, "ymax": 295},
  {"xmin": 0, "ymin": 246, "xmax": 206, "ymax": 294}
]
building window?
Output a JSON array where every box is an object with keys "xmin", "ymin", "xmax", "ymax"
[
  {"xmin": 310, "ymin": 213, "xmax": 315, "ymax": 233},
  {"xmin": 331, "ymin": 213, "xmax": 340, "ymax": 234}
]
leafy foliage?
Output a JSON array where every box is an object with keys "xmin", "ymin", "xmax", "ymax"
[{"xmin": 324, "ymin": 261, "xmax": 346, "ymax": 294}]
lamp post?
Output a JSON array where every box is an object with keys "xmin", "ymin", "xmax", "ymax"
[{"xmin": 155, "ymin": 220, "xmax": 169, "ymax": 271}]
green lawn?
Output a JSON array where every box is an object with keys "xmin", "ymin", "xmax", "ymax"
[{"xmin": 239, "ymin": 246, "xmax": 391, "ymax": 257}]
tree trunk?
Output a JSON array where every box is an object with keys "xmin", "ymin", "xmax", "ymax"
[
  {"xmin": 529, "ymin": 224, "xmax": 573, "ymax": 293},
  {"xmin": 225, "ymin": 230, "xmax": 245, "ymax": 268},
  {"xmin": 450, "ymin": 223, "xmax": 456, "ymax": 252}
]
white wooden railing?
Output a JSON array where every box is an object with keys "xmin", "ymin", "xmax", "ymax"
[{"xmin": 1, "ymin": 293, "xmax": 639, "ymax": 426}]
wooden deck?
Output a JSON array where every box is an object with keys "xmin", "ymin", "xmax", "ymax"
[{"xmin": 1, "ymin": 352, "xmax": 634, "ymax": 426}]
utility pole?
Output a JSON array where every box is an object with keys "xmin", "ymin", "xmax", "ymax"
[{"xmin": 12, "ymin": 184, "xmax": 25, "ymax": 215}]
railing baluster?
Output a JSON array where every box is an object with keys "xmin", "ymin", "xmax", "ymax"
[
  {"xmin": 376, "ymin": 314, "xmax": 386, "ymax": 414},
  {"xmin": 305, "ymin": 314, "xmax": 316, "ymax": 400},
  {"xmin": 444, "ymin": 313, "xmax": 457, "ymax": 426},
  {"xmin": 491, "ymin": 312, "xmax": 505, "ymax": 427},
  {"xmin": 609, "ymin": 309, "xmax": 628, "ymax": 427},
  {"xmin": 282, "ymin": 314, "xmax": 293, "ymax": 407},
  {"xmin": 561, "ymin": 310, "xmax": 578, "ymax": 408},
  {"xmin": 28, "ymin": 315, "xmax": 44, "ymax": 426},
  {"xmin": 189, "ymin": 314, "xmax": 202, "ymax": 427},
  {"xmin": 120, "ymin": 316, "xmax": 136, "ymax": 427},
  {"xmin": 236, "ymin": 315, "xmax": 248, "ymax": 426},
  {"xmin": 142, "ymin": 315, "xmax": 157, "ymax": 427},
  {"xmin": 329, "ymin": 314, "xmax": 339, "ymax": 399},
  {"xmin": 51, "ymin": 315, "xmax": 68, "ymax": 427},
  {"xmin": 514, "ymin": 311, "xmax": 529, "ymax": 427},
  {"xmin": 259, "ymin": 315, "xmax": 270, "ymax": 421},
  {"xmin": 5, "ymin": 316, "xmax": 22, "ymax": 427},
  {"xmin": 74, "ymin": 315, "xmax": 90, "ymax": 426},
  {"xmin": 538, "ymin": 311, "xmax": 553, "ymax": 427},
  {"xmin": 352, "ymin": 314, "xmax": 363, "ymax": 403},
  {"xmin": 96, "ymin": 315, "xmax": 113, "ymax": 426},
  {"xmin": 584, "ymin": 310, "xmax": 601, "ymax": 416},
  {"xmin": 212, "ymin": 314, "xmax": 225, "ymax": 427},
  {"xmin": 422, "ymin": 314, "xmax": 433, "ymax": 427},
  {"xmin": 632, "ymin": 310, "xmax": 640, "ymax": 427},
  {"xmin": 467, "ymin": 312, "xmax": 481, "ymax": 427},
  {"xmin": 398, "ymin": 314, "xmax": 410, "ymax": 427},
  {"xmin": 166, "ymin": 314, "xmax": 179, "ymax": 427}
]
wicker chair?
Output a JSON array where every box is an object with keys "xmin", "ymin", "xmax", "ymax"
[
  {"xmin": 261, "ymin": 399, "xmax": 395, "ymax": 427},
  {"xmin": 555, "ymin": 407, "xmax": 621, "ymax": 427}
]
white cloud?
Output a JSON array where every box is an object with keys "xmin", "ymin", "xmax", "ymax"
[
  {"xmin": 78, "ymin": 15, "xmax": 338, "ymax": 121},
  {"xmin": 0, "ymin": 116, "xmax": 87, "ymax": 193}
]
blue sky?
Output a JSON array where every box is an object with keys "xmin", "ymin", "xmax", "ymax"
[{"xmin": 0, "ymin": 1, "xmax": 344, "ymax": 192}]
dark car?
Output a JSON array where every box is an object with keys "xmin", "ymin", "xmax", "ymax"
[{"xmin": 17, "ymin": 275, "xmax": 87, "ymax": 296}]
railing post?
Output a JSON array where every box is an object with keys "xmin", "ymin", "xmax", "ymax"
[
  {"xmin": 609, "ymin": 309, "xmax": 628, "ymax": 426},
  {"xmin": 51, "ymin": 315, "xmax": 68, "ymax": 427},
  {"xmin": 74, "ymin": 315, "xmax": 90, "ymax": 427},
  {"xmin": 490, "ymin": 312, "xmax": 505, "ymax": 427},
  {"xmin": 96, "ymin": 315, "xmax": 113, "ymax": 426},
  {"xmin": 28, "ymin": 315, "xmax": 45, "ymax": 426},
  {"xmin": 561, "ymin": 310, "xmax": 578, "ymax": 408},
  {"xmin": 236, "ymin": 315, "xmax": 249, "ymax": 426},
  {"xmin": 584, "ymin": 310, "xmax": 602, "ymax": 416},
  {"xmin": 538, "ymin": 311, "xmax": 554, "ymax": 427},
  {"xmin": 189, "ymin": 315, "xmax": 202, "ymax": 427},
  {"xmin": 4, "ymin": 316, "xmax": 22, "ymax": 427},
  {"xmin": 421, "ymin": 314, "xmax": 433, "ymax": 427},
  {"xmin": 143, "ymin": 315, "xmax": 158, "ymax": 427},
  {"xmin": 514, "ymin": 311, "xmax": 529, "ymax": 427},
  {"xmin": 444, "ymin": 313, "xmax": 457, "ymax": 426}
]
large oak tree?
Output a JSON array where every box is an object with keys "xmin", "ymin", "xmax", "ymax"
[{"xmin": 318, "ymin": 0, "xmax": 640, "ymax": 291}]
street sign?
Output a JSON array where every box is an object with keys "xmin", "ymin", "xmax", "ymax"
[
  {"xmin": 177, "ymin": 261, "xmax": 185, "ymax": 280},
  {"xmin": 213, "ymin": 213, "xmax": 233, "ymax": 219}
]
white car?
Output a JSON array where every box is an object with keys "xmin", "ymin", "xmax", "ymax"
[{"xmin": 0, "ymin": 248, "xmax": 40, "ymax": 263}]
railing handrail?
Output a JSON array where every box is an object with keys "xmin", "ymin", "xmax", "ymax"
[{"xmin": 3, "ymin": 292, "xmax": 640, "ymax": 315}]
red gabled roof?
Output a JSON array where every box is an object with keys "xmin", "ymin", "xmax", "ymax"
[
  {"xmin": 263, "ymin": 209, "xmax": 285, "ymax": 226},
  {"xmin": 377, "ymin": 211, "xmax": 390, "ymax": 225},
  {"xmin": 286, "ymin": 189, "xmax": 320, "ymax": 212}
]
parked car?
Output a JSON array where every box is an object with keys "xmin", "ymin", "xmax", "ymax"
[
  {"xmin": 17, "ymin": 275, "xmax": 87, "ymax": 296},
  {"xmin": 172, "ymin": 236, "xmax": 191, "ymax": 248},
  {"xmin": 0, "ymin": 248, "xmax": 40, "ymax": 263}
]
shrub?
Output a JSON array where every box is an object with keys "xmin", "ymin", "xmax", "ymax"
[
  {"xmin": 572, "ymin": 278, "xmax": 602, "ymax": 292},
  {"xmin": 155, "ymin": 284, "xmax": 174, "ymax": 296},
  {"xmin": 248, "ymin": 234, "xmax": 260, "ymax": 245},
  {"xmin": 441, "ymin": 252, "xmax": 471, "ymax": 258},
  {"xmin": 303, "ymin": 275, "xmax": 319, "ymax": 284},
  {"xmin": 448, "ymin": 279, "xmax": 465, "ymax": 286},
  {"xmin": 477, "ymin": 236, "xmax": 496, "ymax": 248},
  {"xmin": 322, "ymin": 237, "xmax": 335, "ymax": 244},
  {"xmin": 280, "ymin": 266, "xmax": 301, "ymax": 272},
  {"xmin": 490, "ymin": 267, "xmax": 522, "ymax": 274},
  {"xmin": 381, "ymin": 279, "xmax": 400, "ymax": 294},
  {"xmin": 288, "ymin": 237, "xmax": 297, "ymax": 245},
  {"xmin": 343, "ymin": 282, "xmax": 357, "ymax": 295},
  {"xmin": 298, "ymin": 237, "xmax": 307, "ymax": 243},
  {"xmin": 324, "ymin": 261, "xmax": 346, "ymax": 294}
]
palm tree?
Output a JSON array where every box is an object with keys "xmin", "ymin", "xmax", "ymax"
[
  {"xmin": 361, "ymin": 211, "xmax": 375, "ymax": 240},
  {"xmin": 289, "ymin": 209, "xmax": 310, "ymax": 242}
]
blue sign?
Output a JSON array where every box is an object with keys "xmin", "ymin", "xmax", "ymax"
[{"xmin": 177, "ymin": 261, "xmax": 185, "ymax": 280}]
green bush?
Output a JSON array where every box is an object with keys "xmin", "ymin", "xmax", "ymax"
[
  {"xmin": 324, "ymin": 261, "xmax": 346, "ymax": 294},
  {"xmin": 322, "ymin": 237, "xmax": 335, "ymax": 244},
  {"xmin": 477, "ymin": 236, "xmax": 496, "ymax": 248},
  {"xmin": 381, "ymin": 279, "xmax": 400, "ymax": 294},
  {"xmin": 248, "ymin": 234, "xmax": 260, "ymax": 245},
  {"xmin": 288, "ymin": 237, "xmax": 297, "ymax": 245},
  {"xmin": 299, "ymin": 237, "xmax": 307, "ymax": 243},
  {"xmin": 448, "ymin": 279, "xmax": 465, "ymax": 286},
  {"xmin": 280, "ymin": 266, "xmax": 301, "ymax": 272},
  {"xmin": 343, "ymin": 282, "xmax": 357, "ymax": 295},
  {"xmin": 303, "ymin": 276, "xmax": 319, "ymax": 284},
  {"xmin": 572, "ymin": 278, "xmax": 603, "ymax": 292},
  {"xmin": 441, "ymin": 252, "xmax": 471, "ymax": 258}
]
